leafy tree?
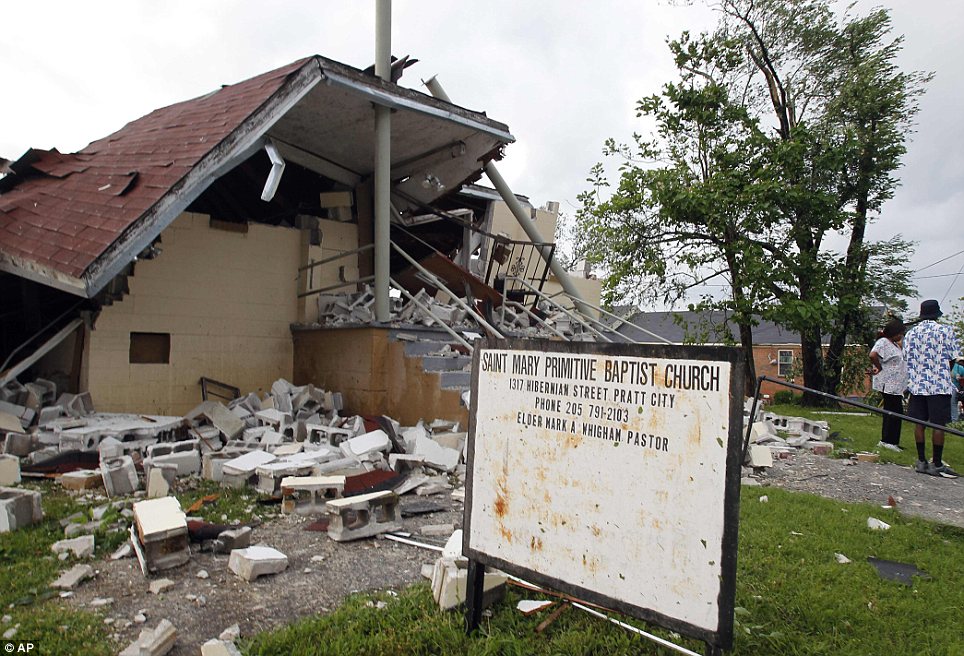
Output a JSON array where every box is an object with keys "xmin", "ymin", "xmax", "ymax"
[
  {"xmin": 577, "ymin": 0, "xmax": 925, "ymax": 403},
  {"xmin": 577, "ymin": 33, "xmax": 775, "ymax": 394},
  {"xmin": 949, "ymin": 297, "xmax": 964, "ymax": 346}
]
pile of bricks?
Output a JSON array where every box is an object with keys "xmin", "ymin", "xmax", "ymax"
[
  {"xmin": 743, "ymin": 399, "xmax": 834, "ymax": 469},
  {"xmin": 0, "ymin": 371, "xmax": 470, "ymax": 553}
]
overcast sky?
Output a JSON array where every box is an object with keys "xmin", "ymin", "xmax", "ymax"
[{"xmin": 2, "ymin": 1, "xmax": 961, "ymax": 314}]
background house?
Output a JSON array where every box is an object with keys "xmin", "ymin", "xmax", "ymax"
[{"xmin": 610, "ymin": 309, "xmax": 871, "ymax": 399}]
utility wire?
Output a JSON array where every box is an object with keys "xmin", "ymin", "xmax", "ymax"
[
  {"xmin": 915, "ymin": 248, "xmax": 964, "ymax": 273},
  {"xmin": 940, "ymin": 257, "xmax": 964, "ymax": 304},
  {"xmin": 914, "ymin": 272, "xmax": 964, "ymax": 280}
]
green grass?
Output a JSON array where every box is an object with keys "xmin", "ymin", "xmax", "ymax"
[
  {"xmin": 767, "ymin": 402, "xmax": 964, "ymax": 468},
  {"xmin": 0, "ymin": 482, "xmax": 116, "ymax": 656},
  {"xmin": 176, "ymin": 479, "xmax": 277, "ymax": 525},
  {"xmin": 0, "ymin": 479, "xmax": 277, "ymax": 655}
]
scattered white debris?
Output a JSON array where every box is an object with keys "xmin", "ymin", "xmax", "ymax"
[{"xmin": 517, "ymin": 600, "xmax": 554, "ymax": 615}]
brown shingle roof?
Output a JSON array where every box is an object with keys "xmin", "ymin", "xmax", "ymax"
[{"xmin": 0, "ymin": 57, "xmax": 310, "ymax": 285}]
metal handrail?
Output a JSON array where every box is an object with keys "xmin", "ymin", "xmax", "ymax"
[
  {"xmin": 297, "ymin": 243, "xmax": 375, "ymax": 299},
  {"xmin": 505, "ymin": 277, "xmax": 614, "ymax": 343},
  {"xmin": 501, "ymin": 300, "xmax": 569, "ymax": 341},
  {"xmin": 297, "ymin": 243, "xmax": 374, "ymax": 273},
  {"xmin": 560, "ymin": 296, "xmax": 672, "ymax": 345},
  {"xmin": 298, "ymin": 276, "xmax": 375, "ymax": 299},
  {"xmin": 506, "ymin": 276, "xmax": 673, "ymax": 345},
  {"xmin": 390, "ymin": 241, "xmax": 504, "ymax": 339},
  {"xmin": 389, "ymin": 280, "xmax": 473, "ymax": 351}
]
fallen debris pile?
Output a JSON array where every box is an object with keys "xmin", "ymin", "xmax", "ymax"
[
  {"xmin": 1, "ymin": 373, "xmax": 474, "ymax": 651},
  {"xmin": 310, "ymin": 284, "xmax": 598, "ymax": 342},
  {"xmin": 742, "ymin": 399, "xmax": 835, "ymax": 472}
]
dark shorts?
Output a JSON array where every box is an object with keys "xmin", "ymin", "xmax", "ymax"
[{"xmin": 907, "ymin": 394, "xmax": 951, "ymax": 426}]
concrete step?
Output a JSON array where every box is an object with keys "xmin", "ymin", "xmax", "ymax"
[
  {"xmin": 422, "ymin": 355, "xmax": 472, "ymax": 372},
  {"xmin": 403, "ymin": 340, "xmax": 457, "ymax": 357},
  {"xmin": 440, "ymin": 371, "xmax": 472, "ymax": 390}
]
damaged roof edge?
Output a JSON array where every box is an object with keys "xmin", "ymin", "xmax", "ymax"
[
  {"xmin": 0, "ymin": 257, "xmax": 88, "ymax": 297},
  {"xmin": 81, "ymin": 61, "xmax": 326, "ymax": 299},
  {"xmin": 322, "ymin": 70, "xmax": 515, "ymax": 144}
]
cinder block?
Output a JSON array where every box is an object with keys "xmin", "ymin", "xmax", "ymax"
[
  {"xmin": 388, "ymin": 453, "xmax": 425, "ymax": 474},
  {"xmin": 214, "ymin": 526, "xmax": 252, "ymax": 554},
  {"xmin": 430, "ymin": 556, "xmax": 507, "ymax": 611},
  {"xmin": 201, "ymin": 639, "xmax": 242, "ymax": 656},
  {"xmin": 809, "ymin": 441, "xmax": 834, "ymax": 456},
  {"xmin": 118, "ymin": 619, "xmax": 177, "ymax": 656},
  {"xmin": 145, "ymin": 439, "xmax": 201, "ymax": 476},
  {"xmin": 280, "ymin": 475, "xmax": 345, "ymax": 515},
  {"xmin": 147, "ymin": 467, "xmax": 171, "ymax": 499},
  {"xmin": 747, "ymin": 445, "xmax": 773, "ymax": 468},
  {"xmin": 305, "ymin": 423, "xmax": 353, "ymax": 447},
  {"xmin": 2, "ymin": 432, "xmax": 36, "ymax": 457},
  {"xmin": 51, "ymin": 535, "xmax": 95, "ymax": 559},
  {"xmin": 413, "ymin": 436, "xmax": 460, "ymax": 473},
  {"xmin": 432, "ymin": 432, "xmax": 467, "ymax": 452},
  {"xmin": 60, "ymin": 469, "xmax": 104, "ymax": 491},
  {"xmin": 132, "ymin": 497, "xmax": 190, "ymax": 573},
  {"xmin": 326, "ymin": 490, "xmax": 401, "ymax": 541},
  {"xmin": 0, "ymin": 454, "xmax": 21, "ymax": 486},
  {"xmin": 221, "ymin": 450, "xmax": 275, "ymax": 488},
  {"xmin": 97, "ymin": 436, "xmax": 125, "ymax": 460},
  {"xmin": 255, "ymin": 461, "xmax": 314, "ymax": 495},
  {"xmin": 101, "ymin": 456, "xmax": 139, "ymax": 497},
  {"xmin": 0, "ymin": 401, "xmax": 34, "ymax": 429},
  {"xmin": 51, "ymin": 563, "xmax": 94, "ymax": 590},
  {"xmin": 202, "ymin": 451, "xmax": 247, "ymax": 482},
  {"xmin": 0, "ymin": 486, "xmax": 43, "ymax": 532},
  {"xmin": 228, "ymin": 545, "xmax": 288, "ymax": 581},
  {"xmin": 340, "ymin": 430, "xmax": 391, "ymax": 459},
  {"xmin": 187, "ymin": 401, "xmax": 244, "ymax": 441}
]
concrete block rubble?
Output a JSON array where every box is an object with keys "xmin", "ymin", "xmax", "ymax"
[
  {"xmin": 741, "ymin": 398, "xmax": 835, "ymax": 477},
  {"xmin": 0, "ymin": 372, "xmax": 478, "ymax": 635},
  {"xmin": 311, "ymin": 284, "xmax": 597, "ymax": 341}
]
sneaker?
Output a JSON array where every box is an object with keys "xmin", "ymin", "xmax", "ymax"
[
  {"xmin": 915, "ymin": 460, "xmax": 930, "ymax": 474},
  {"xmin": 877, "ymin": 441, "xmax": 903, "ymax": 452},
  {"xmin": 928, "ymin": 462, "xmax": 959, "ymax": 479}
]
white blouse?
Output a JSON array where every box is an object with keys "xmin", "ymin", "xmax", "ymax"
[{"xmin": 871, "ymin": 337, "xmax": 907, "ymax": 395}]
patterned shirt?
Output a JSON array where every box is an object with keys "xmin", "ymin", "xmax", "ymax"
[
  {"xmin": 903, "ymin": 320, "xmax": 961, "ymax": 395},
  {"xmin": 870, "ymin": 337, "xmax": 907, "ymax": 394}
]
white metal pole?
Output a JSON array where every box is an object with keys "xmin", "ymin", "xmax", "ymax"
[{"xmin": 373, "ymin": 0, "xmax": 392, "ymax": 322}]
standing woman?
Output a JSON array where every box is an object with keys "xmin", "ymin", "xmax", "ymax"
[{"xmin": 870, "ymin": 318, "xmax": 908, "ymax": 451}]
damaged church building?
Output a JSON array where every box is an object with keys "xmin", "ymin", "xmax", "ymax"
[{"xmin": 0, "ymin": 54, "xmax": 603, "ymax": 427}]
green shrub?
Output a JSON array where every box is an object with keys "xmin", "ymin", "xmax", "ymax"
[{"xmin": 772, "ymin": 390, "xmax": 798, "ymax": 405}]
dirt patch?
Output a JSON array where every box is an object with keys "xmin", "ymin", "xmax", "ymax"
[
  {"xmin": 65, "ymin": 495, "xmax": 462, "ymax": 655},
  {"xmin": 752, "ymin": 452, "xmax": 964, "ymax": 528}
]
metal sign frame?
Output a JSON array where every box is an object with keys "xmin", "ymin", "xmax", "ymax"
[{"xmin": 463, "ymin": 338, "xmax": 745, "ymax": 652}]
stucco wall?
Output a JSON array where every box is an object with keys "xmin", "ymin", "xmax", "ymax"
[
  {"xmin": 84, "ymin": 212, "xmax": 301, "ymax": 415},
  {"xmin": 292, "ymin": 327, "xmax": 468, "ymax": 426}
]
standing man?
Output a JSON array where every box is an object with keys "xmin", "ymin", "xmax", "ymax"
[{"xmin": 903, "ymin": 299, "xmax": 961, "ymax": 478}]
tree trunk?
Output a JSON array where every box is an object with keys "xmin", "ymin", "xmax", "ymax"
[
  {"xmin": 799, "ymin": 326, "xmax": 833, "ymax": 406},
  {"xmin": 737, "ymin": 321, "xmax": 757, "ymax": 397},
  {"xmin": 826, "ymin": 141, "xmax": 874, "ymax": 395}
]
